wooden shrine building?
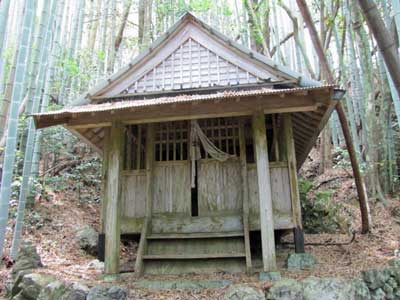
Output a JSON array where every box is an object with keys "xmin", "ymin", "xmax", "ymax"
[{"xmin": 33, "ymin": 13, "xmax": 344, "ymax": 276}]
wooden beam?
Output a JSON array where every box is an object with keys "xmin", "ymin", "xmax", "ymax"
[
  {"xmin": 35, "ymin": 94, "xmax": 320, "ymax": 129},
  {"xmin": 283, "ymin": 114, "xmax": 302, "ymax": 228},
  {"xmin": 67, "ymin": 127, "xmax": 103, "ymax": 155},
  {"xmin": 104, "ymin": 123, "xmax": 124, "ymax": 275},
  {"xmin": 68, "ymin": 122, "xmax": 112, "ymax": 129},
  {"xmin": 297, "ymin": 100, "xmax": 338, "ymax": 167},
  {"xmin": 252, "ymin": 112, "xmax": 277, "ymax": 271},
  {"xmin": 239, "ymin": 119, "xmax": 252, "ymax": 273}
]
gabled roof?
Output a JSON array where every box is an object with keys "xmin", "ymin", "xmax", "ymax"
[
  {"xmin": 73, "ymin": 12, "xmax": 321, "ymax": 106},
  {"xmin": 33, "ymin": 12, "xmax": 343, "ymax": 170}
]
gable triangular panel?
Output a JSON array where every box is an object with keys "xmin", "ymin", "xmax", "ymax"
[
  {"xmin": 94, "ymin": 15, "xmax": 300, "ymax": 99},
  {"xmin": 125, "ymin": 38, "xmax": 264, "ymax": 94}
]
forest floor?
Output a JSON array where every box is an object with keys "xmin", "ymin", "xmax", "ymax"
[{"xmin": 1, "ymin": 151, "xmax": 400, "ymax": 299}]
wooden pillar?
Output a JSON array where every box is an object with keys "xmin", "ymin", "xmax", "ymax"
[
  {"xmin": 135, "ymin": 123, "xmax": 155, "ymax": 276},
  {"xmin": 145, "ymin": 123, "xmax": 155, "ymax": 218},
  {"xmin": 100, "ymin": 127, "xmax": 110, "ymax": 232},
  {"xmin": 104, "ymin": 123, "xmax": 124, "ymax": 275},
  {"xmin": 252, "ymin": 112, "xmax": 277, "ymax": 271},
  {"xmin": 283, "ymin": 114, "xmax": 304, "ymax": 253},
  {"xmin": 98, "ymin": 128, "xmax": 110, "ymax": 261},
  {"xmin": 239, "ymin": 119, "xmax": 252, "ymax": 273}
]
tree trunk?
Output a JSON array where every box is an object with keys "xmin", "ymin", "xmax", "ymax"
[
  {"xmin": 10, "ymin": 0, "xmax": 60, "ymax": 259},
  {"xmin": 296, "ymin": 0, "xmax": 371, "ymax": 233},
  {"xmin": 357, "ymin": 0, "xmax": 400, "ymax": 101},
  {"xmin": 0, "ymin": 0, "xmax": 37, "ymax": 259},
  {"xmin": 114, "ymin": 0, "xmax": 132, "ymax": 55}
]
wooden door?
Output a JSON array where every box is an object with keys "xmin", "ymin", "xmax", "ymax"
[
  {"xmin": 196, "ymin": 118, "xmax": 242, "ymax": 216},
  {"xmin": 152, "ymin": 121, "xmax": 191, "ymax": 215}
]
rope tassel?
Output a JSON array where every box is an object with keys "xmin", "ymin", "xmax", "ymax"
[{"xmin": 190, "ymin": 120, "xmax": 236, "ymax": 187}]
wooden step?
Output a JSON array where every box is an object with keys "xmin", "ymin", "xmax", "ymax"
[
  {"xmin": 151, "ymin": 215, "xmax": 243, "ymax": 234},
  {"xmin": 143, "ymin": 253, "xmax": 246, "ymax": 260},
  {"xmin": 147, "ymin": 231, "xmax": 244, "ymax": 240}
]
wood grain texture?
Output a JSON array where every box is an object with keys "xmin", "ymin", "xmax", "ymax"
[
  {"xmin": 283, "ymin": 114, "xmax": 302, "ymax": 227},
  {"xmin": 248, "ymin": 165, "xmax": 292, "ymax": 217},
  {"xmin": 128, "ymin": 38, "xmax": 262, "ymax": 93},
  {"xmin": 121, "ymin": 172, "xmax": 146, "ymax": 218},
  {"xmin": 198, "ymin": 159, "xmax": 242, "ymax": 215},
  {"xmin": 152, "ymin": 161, "xmax": 191, "ymax": 214},
  {"xmin": 239, "ymin": 120, "xmax": 252, "ymax": 272},
  {"xmin": 252, "ymin": 112, "xmax": 277, "ymax": 271},
  {"xmin": 104, "ymin": 123, "xmax": 123, "ymax": 274}
]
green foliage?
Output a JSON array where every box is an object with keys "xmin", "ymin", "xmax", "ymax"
[
  {"xmin": 188, "ymin": 0, "xmax": 211, "ymax": 12},
  {"xmin": 40, "ymin": 126, "xmax": 102, "ymax": 203},
  {"xmin": 63, "ymin": 57, "xmax": 80, "ymax": 77},
  {"xmin": 222, "ymin": 3, "xmax": 232, "ymax": 16},
  {"xmin": 300, "ymin": 179, "xmax": 350, "ymax": 233}
]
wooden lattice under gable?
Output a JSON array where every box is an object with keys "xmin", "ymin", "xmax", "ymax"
[{"xmin": 127, "ymin": 38, "xmax": 263, "ymax": 94}]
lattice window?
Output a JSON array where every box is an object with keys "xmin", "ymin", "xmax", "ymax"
[
  {"xmin": 155, "ymin": 121, "xmax": 189, "ymax": 161},
  {"xmin": 197, "ymin": 117, "xmax": 240, "ymax": 158},
  {"xmin": 124, "ymin": 125, "xmax": 146, "ymax": 170}
]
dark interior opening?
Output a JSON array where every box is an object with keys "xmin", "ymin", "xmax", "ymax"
[{"xmin": 191, "ymin": 160, "xmax": 199, "ymax": 217}]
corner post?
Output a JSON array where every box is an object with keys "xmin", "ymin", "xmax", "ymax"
[
  {"xmin": 252, "ymin": 112, "xmax": 277, "ymax": 271},
  {"xmin": 99, "ymin": 127, "xmax": 110, "ymax": 261},
  {"xmin": 104, "ymin": 122, "xmax": 124, "ymax": 275},
  {"xmin": 283, "ymin": 114, "xmax": 304, "ymax": 253}
]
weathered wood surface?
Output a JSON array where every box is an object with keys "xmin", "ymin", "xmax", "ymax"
[
  {"xmin": 283, "ymin": 114, "xmax": 302, "ymax": 227},
  {"xmin": 128, "ymin": 38, "xmax": 262, "ymax": 94},
  {"xmin": 151, "ymin": 215, "xmax": 243, "ymax": 233},
  {"xmin": 152, "ymin": 161, "xmax": 191, "ymax": 214},
  {"xmin": 100, "ymin": 128, "xmax": 110, "ymax": 232},
  {"xmin": 248, "ymin": 165, "xmax": 292, "ymax": 217},
  {"xmin": 99, "ymin": 21, "xmax": 283, "ymax": 97},
  {"xmin": 134, "ymin": 123, "xmax": 155, "ymax": 277},
  {"xmin": 121, "ymin": 171, "xmax": 146, "ymax": 218},
  {"xmin": 135, "ymin": 217, "xmax": 150, "ymax": 276},
  {"xmin": 239, "ymin": 120, "xmax": 252, "ymax": 272},
  {"xmin": 144, "ymin": 257, "xmax": 245, "ymax": 275},
  {"xmin": 146, "ymin": 238, "xmax": 245, "ymax": 256},
  {"xmin": 252, "ymin": 112, "xmax": 277, "ymax": 271},
  {"xmin": 58, "ymin": 94, "xmax": 319, "ymax": 129},
  {"xmin": 121, "ymin": 213, "xmax": 294, "ymax": 234},
  {"xmin": 198, "ymin": 159, "xmax": 242, "ymax": 215},
  {"xmin": 145, "ymin": 124, "xmax": 155, "ymax": 217},
  {"xmin": 104, "ymin": 123, "xmax": 123, "ymax": 275},
  {"xmin": 147, "ymin": 231, "xmax": 243, "ymax": 239}
]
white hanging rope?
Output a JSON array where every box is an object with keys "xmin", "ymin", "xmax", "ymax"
[{"xmin": 190, "ymin": 120, "xmax": 236, "ymax": 187}]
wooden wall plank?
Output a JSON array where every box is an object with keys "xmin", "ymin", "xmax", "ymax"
[
  {"xmin": 121, "ymin": 173, "xmax": 146, "ymax": 218},
  {"xmin": 152, "ymin": 161, "xmax": 191, "ymax": 214},
  {"xmin": 248, "ymin": 165, "xmax": 292, "ymax": 217},
  {"xmin": 197, "ymin": 159, "xmax": 242, "ymax": 215},
  {"xmin": 283, "ymin": 114, "xmax": 302, "ymax": 227}
]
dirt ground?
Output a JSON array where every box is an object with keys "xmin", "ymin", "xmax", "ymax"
[{"xmin": 1, "ymin": 162, "xmax": 399, "ymax": 299}]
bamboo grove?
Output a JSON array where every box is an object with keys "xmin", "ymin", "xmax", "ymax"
[{"xmin": 0, "ymin": 0, "xmax": 400, "ymax": 258}]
